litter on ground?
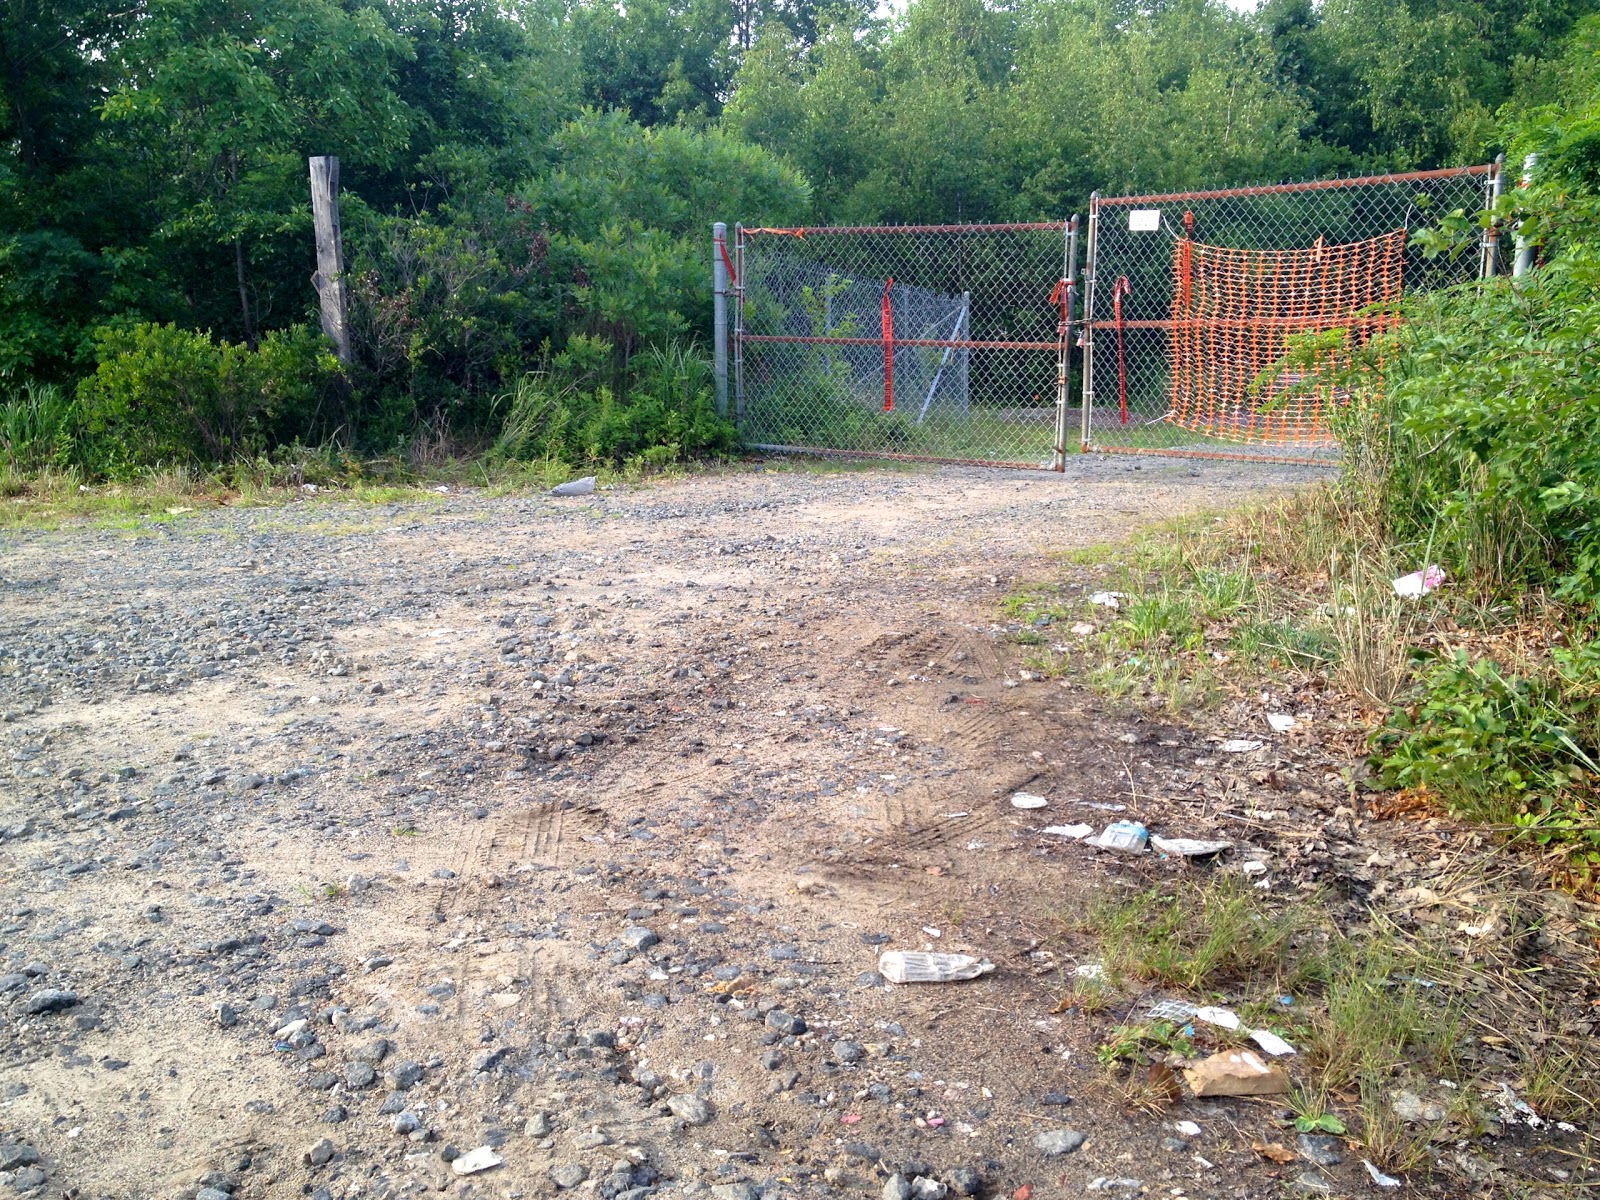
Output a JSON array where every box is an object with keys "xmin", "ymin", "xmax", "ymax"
[{"xmin": 878, "ymin": 951, "xmax": 996, "ymax": 984}]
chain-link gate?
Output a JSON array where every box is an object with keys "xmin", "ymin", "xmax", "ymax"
[
  {"xmin": 731, "ymin": 222, "xmax": 1077, "ymax": 469},
  {"xmin": 722, "ymin": 163, "xmax": 1502, "ymax": 470},
  {"xmin": 1080, "ymin": 165, "xmax": 1498, "ymax": 463}
]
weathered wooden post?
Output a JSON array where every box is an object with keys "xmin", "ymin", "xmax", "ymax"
[{"xmin": 308, "ymin": 156, "xmax": 352, "ymax": 363}]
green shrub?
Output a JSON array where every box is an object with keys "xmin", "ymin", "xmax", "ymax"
[
  {"xmin": 74, "ymin": 323, "xmax": 342, "ymax": 475},
  {"xmin": 493, "ymin": 337, "xmax": 733, "ymax": 467},
  {"xmin": 1373, "ymin": 643, "xmax": 1600, "ymax": 885}
]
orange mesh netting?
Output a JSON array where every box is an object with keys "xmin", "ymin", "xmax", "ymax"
[{"xmin": 1166, "ymin": 227, "xmax": 1405, "ymax": 446}]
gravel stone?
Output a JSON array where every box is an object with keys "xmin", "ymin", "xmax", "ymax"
[
  {"xmin": 620, "ymin": 926, "xmax": 659, "ymax": 951},
  {"xmin": 1296, "ymin": 1133, "xmax": 1345, "ymax": 1166},
  {"xmin": 0, "ymin": 1147, "xmax": 40, "ymax": 1171},
  {"xmin": 304, "ymin": 1138, "xmax": 334, "ymax": 1167},
  {"xmin": 667, "ymin": 1093, "xmax": 713, "ymax": 1125},
  {"xmin": 764, "ymin": 1010, "xmax": 805, "ymax": 1036},
  {"xmin": 386, "ymin": 1060, "xmax": 423, "ymax": 1090},
  {"xmin": 549, "ymin": 1163, "xmax": 588, "ymax": 1189},
  {"xmin": 832, "ymin": 1039, "xmax": 866, "ymax": 1063},
  {"xmin": 21, "ymin": 989, "xmax": 77, "ymax": 1014},
  {"xmin": 948, "ymin": 1167, "xmax": 981, "ymax": 1196},
  {"xmin": 1035, "ymin": 1129, "xmax": 1087, "ymax": 1155}
]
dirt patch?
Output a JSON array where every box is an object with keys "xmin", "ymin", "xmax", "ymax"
[{"xmin": 0, "ymin": 459, "xmax": 1588, "ymax": 1200}]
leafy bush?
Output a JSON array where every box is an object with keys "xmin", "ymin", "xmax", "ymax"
[
  {"xmin": 1351, "ymin": 50, "xmax": 1600, "ymax": 890},
  {"xmin": 1355, "ymin": 244, "xmax": 1600, "ymax": 603},
  {"xmin": 492, "ymin": 337, "xmax": 733, "ymax": 467},
  {"xmin": 342, "ymin": 111, "xmax": 808, "ymax": 444},
  {"xmin": 1373, "ymin": 644, "xmax": 1600, "ymax": 885},
  {"xmin": 74, "ymin": 323, "xmax": 342, "ymax": 476},
  {"xmin": 1351, "ymin": 26, "xmax": 1600, "ymax": 606}
]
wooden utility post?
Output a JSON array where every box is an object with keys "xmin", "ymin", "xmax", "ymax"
[{"xmin": 308, "ymin": 156, "xmax": 352, "ymax": 363}]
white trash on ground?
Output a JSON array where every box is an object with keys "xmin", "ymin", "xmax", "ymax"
[
  {"xmin": 1086, "ymin": 821, "xmax": 1148, "ymax": 853},
  {"xmin": 878, "ymin": 951, "xmax": 995, "ymax": 984},
  {"xmin": 452, "ymin": 1146, "xmax": 505, "ymax": 1175},
  {"xmin": 1089, "ymin": 591, "xmax": 1124, "ymax": 608},
  {"xmin": 1393, "ymin": 565, "xmax": 1445, "ymax": 598},
  {"xmin": 1267, "ymin": 713, "xmax": 1296, "ymax": 732},
  {"xmin": 1151, "ymin": 835, "xmax": 1233, "ymax": 858},
  {"xmin": 1362, "ymin": 1160, "xmax": 1402, "ymax": 1188},
  {"xmin": 1249, "ymin": 1029, "xmax": 1297, "ymax": 1056},
  {"xmin": 551, "ymin": 476, "xmax": 597, "ymax": 497},
  {"xmin": 1195, "ymin": 1006, "xmax": 1242, "ymax": 1030},
  {"xmin": 1220, "ymin": 738, "xmax": 1264, "ymax": 753},
  {"xmin": 1010, "ymin": 792, "xmax": 1049, "ymax": 810},
  {"xmin": 1143, "ymin": 999, "xmax": 1198, "ymax": 1021},
  {"xmin": 1042, "ymin": 823, "xmax": 1095, "ymax": 839}
]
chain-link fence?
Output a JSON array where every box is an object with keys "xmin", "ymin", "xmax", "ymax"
[
  {"xmin": 724, "ymin": 164, "xmax": 1500, "ymax": 470},
  {"xmin": 1081, "ymin": 165, "xmax": 1498, "ymax": 463},
  {"xmin": 733, "ymin": 222, "xmax": 1075, "ymax": 469}
]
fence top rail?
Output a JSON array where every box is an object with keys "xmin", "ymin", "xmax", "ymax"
[
  {"xmin": 741, "ymin": 221, "xmax": 1067, "ymax": 236},
  {"xmin": 1096, "ymin": 163, "xmax": 1494, "ymax": 207}
]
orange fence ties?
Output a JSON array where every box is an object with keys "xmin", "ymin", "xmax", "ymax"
[
  {"xmin": 742, "ymin": 227, "xmax": 808, "ymax": 238},
  {"xmin": 1112, "ymin": 277, "xmax": 1131, "ymax": 425},
  {"xmin": 880, "ymin": 278, "xmax": 895, "ymax": 412}
]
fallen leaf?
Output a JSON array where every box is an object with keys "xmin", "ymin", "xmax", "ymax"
[
  {"xmin": 1145, "ymin": 1063, "xmax": 1183, "ymax": 1101},
  {"xmin": 1252, "ymin": 1141, "xmax": 1295, "ymax": 1165},
  {"xmin": 1011, "ymin": 1187, "xmax": 1032, "ymax": 1200}
]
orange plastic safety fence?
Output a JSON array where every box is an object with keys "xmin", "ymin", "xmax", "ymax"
[{"xmin": 1165, "ymin": 229, "xmax": 1405, "ymax": 447}]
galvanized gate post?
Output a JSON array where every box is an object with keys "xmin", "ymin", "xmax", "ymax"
[
  {"xmin": 712, "ymin": 222, "xmax": 730, "ymax": 418},
  {"xmin": 1479, "ymin": 157, "xmax": 1504, "ymax": 280},
  {"xmin": 733, "ymin": 224, "xmax": 746, "ymax": 424},
  {"xmin": 1513, "ymin": 154, "xmax": 1538, "ymax": 280},
  {"xmin": 1051, "ymin": 215, "xmax": 1079, "ymax": 471},
  {"xmin": 1078, "ymin": 194, "xmax": 1101, "ymax": 452}
]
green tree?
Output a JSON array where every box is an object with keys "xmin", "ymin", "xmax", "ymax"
[{"xmin": 97, "ymin": 0, "xmax": 413, "ymax": 345}]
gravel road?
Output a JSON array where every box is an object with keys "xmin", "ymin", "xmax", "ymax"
[{"xmin": 0, "ymin": 456, "xmax": 1380, "ymax": 1200}]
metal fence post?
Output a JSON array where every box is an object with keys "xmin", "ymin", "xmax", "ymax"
[
  {"xmin": 1479, "ymin": 156, "xmax": 1504, "ymax": 280},
  {"xmin": 712, "ymin": 222, "xmax": 729, "ymax": 418},
  {"xmin": 1079, "ymin": 195, "xmax": 1100, "ymax": 452},
  {"xmin": 1513, "ymin": 153, "xmax": 1538, "ymax": 280},
  {"xmin": 733, "ymin": 224, "xmax": 745, "ymax": 425},
  {"xmin": 1051, "ymin": 215, "xmax": 1079, "ymax": 471}
]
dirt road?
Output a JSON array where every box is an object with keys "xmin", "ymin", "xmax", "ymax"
[{"xmin": 0, "ymin": 457, "xmax": 1396, "ymax": 1200}]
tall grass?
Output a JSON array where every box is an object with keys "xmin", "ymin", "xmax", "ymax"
[
  {"xmin": 0, "ymin": 380, "xmax": 74, "ymax": 474},
  {"xmin": 492, "ymin": 338, "xmax": 732, "ymax": 468}
]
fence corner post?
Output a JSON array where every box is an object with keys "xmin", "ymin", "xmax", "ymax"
[
  {"xmin": 1052, "ymin": 214, "xmax": 1080, "ymax": 472},
  {"xmin": 1079, "ymin": 194, "xmax": 1101, "ymax": 454},
  {"xmin": 712, "ymin": 221, "xmax": 730, "ymax": 419},
  {"xmin": 1479, "ymin": 154, "xmax": 1505, "ymax": 281},
  {"xmin": 1513, "ymin": 153, "xmax": 1538, "ymax": 280},
  {"xmin": 308, "ymin": 156, "xmax": 351, "ymax": 364}
]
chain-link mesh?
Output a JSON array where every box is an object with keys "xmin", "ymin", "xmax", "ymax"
[
  {"xmin": 735, "ymin": 223, "xmax": 1074, "ymax": 468},
  {"xmin": 1082, "ymin": 165, "xmax": 1497, "ymax": 463}
]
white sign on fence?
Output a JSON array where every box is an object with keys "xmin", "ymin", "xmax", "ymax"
[{"xmin": 1128, "ymin": 209, "xmax": 1161, "ymax": 232}]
